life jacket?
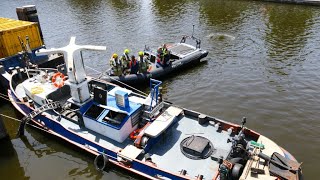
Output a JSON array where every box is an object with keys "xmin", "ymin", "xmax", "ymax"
[
  {"xmin": 123, "ymin": 53, "xmax": 130, "ymax": 61},
  {"xmin": 110, "ymin": 58, "xmax": 122, "ymax": 66},
  {"xmin": 161, "ymin": 47, "xmax": 168, "ymax": 56},
  {"xmin": 110, "ymin": 58, "xmax": 122, "ymax": 76},
  {"xmin": 122, "ymin": 54, "xmax": 130, "ymax": 68},
  {"xmin": 139, "ymin": 56, "xmax": 148, "ymax": 73},
  {"xmin": 129, "ymin": 60, "xmax": 139, "ymax": 74}
]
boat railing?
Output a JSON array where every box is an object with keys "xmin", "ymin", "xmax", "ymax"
[
  {"xmin": 143, "ymin": 101, "xmax": 165, "ymax": 121},
  {"xmin": 180, "ymin": 35, "xmax": 201, "ymax": 49},
  {"xmin": 148, "ymin": 79, "xmax": 162, "ymax": 112},
  {"xmin": 180, "ymin": 25, "xmax": 202, "ymax": 49}
]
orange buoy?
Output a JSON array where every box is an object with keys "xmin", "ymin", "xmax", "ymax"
[
  {"xmin": 51, "ymin": 72, "xmax": 65, "ymax": 88},
  {"xmin": 129, "ymin": 128, "xmax": 142, "ymax": 140}
]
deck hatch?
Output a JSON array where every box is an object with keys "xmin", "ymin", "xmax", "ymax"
[{"xmin": 180, "ymin": 135, "xmax": 214, "ymax": 160}]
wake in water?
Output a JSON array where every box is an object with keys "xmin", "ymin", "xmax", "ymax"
[{"xmin": 207, "ymin": 33, "xmax": 236, "ymax": 41}]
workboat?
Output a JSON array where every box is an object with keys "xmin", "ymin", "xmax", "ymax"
[
  {"xmin": 100, "ymin": 35, "xmax": 208, "ymax": 84},
  {"xmin": 8, "ymin": 37, "xmax": 302, "ymax": 180}
]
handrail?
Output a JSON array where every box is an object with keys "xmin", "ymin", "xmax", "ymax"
[{"xmin": 149, "ymin": 79, "xmax": 162, "ymax": 111}]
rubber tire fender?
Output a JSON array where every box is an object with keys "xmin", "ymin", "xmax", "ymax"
[{"xmin": 94, "ymin": 153, "xmax": 109, "ymax": 171}]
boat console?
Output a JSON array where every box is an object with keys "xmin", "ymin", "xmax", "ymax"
[{"xmin": 83, "ymin": 86, "xmax": 142, "ymax": 143}]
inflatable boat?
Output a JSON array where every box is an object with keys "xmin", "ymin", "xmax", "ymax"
[{"xmin": 100, "ymin": 36, "xmax": 208, "ymax": 84}]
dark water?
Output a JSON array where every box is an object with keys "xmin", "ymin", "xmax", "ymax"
[{"xmin": 1, "ymin": 0, "xmax": 319, "ymax": 179}]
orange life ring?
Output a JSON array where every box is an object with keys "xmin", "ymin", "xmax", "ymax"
[
  {"xmin": 130, "ymin": 128, "xmax": 142, "ymax": 140},
  {"xmin": 52, "ymin": 72, "xmax": 65, "ymax": 88}
]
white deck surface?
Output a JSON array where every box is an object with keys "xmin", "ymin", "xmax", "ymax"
[{"xmin": 144, "ymin": 106, "xmax": 183, "ymax": 138}]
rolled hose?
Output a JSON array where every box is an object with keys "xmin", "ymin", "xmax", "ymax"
[{"xmin": 94, "ymin": 153, "xmax": 109, "ymax": 171}]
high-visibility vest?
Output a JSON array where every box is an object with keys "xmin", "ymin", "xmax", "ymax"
[
  {"xmin": 123, "ymin": 53, "xmax": 130, "ymax": 61},
  {"xmin": 139, "ymin": 56, "xmax": 148, "ymax": 73},
  {"xmin": 161, "ymin": 47, "xmax": 168, "ymax": 56},
  {"xmin": 110, "ymin": 58, "xmax": 123, "ymax": 76},
  {"xmin": 121, "ymin": 54, "xmax": 130, "ymax": 68}
]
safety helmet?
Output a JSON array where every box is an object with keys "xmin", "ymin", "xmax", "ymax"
[
  {"xmin": 138, "ymin": 51, "xmax": 144, "ymax": 56},
  {"xmin": 112, "ymin": 53, "xmax": 118, "ymax": 58},
  {"xmin": 124, "ymin": 49, "xmax": 130, "ymax": 54}
]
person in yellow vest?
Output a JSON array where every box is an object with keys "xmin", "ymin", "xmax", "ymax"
[
  {"xmin": 156, "ymin": 44, "xmax": 170, "ymax": 67},
  {"xmin": 121, "ymin": 49, "xmax": 130, "ymax": 75},
  {"xmin": 138, "ymin": 51, "xmax": 149, "ymax": 74},
  {"xmin": 161, "ymin": 44, "xmax": 170, "ymax": 67},
  {"xmin": 109, "ymin": 53, "xmax": 123, "ymax": 76}
]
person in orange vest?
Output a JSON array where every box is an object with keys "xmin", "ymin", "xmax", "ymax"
[{"xmin": 129, "ymin": 55, "xmax": 139, "ymax": 74}]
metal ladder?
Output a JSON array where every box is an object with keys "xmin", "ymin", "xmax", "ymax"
[{"xmin": 17, "ymin": 102, "xmax": 60, "ymax": 136}]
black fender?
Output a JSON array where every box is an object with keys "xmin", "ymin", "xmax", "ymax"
[{"xmin": 94, "ymin": 153, "xmax": 109, "ymax": 171}]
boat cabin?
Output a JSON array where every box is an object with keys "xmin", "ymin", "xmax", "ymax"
[
  {"xmin": 83, "ymin": 87, "xmax": 142, "ymax": 143},
  {"xmin": 17, "ymin": 70, "xmax": 147, "ymax": 143}
]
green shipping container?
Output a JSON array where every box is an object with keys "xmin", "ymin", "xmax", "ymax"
[{"xmin": 0, "ymin": 17, "xmax": 43, "ymax": 58}]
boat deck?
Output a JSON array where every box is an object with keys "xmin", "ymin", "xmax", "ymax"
[
  {"xmin": 147, "ymin": 115, "xmax": 232, "ymax": 179},
  {"xmin": 15, "ymin": 83, "xmax": 26, "ymax": 99},
  {"xmin": 169, "ymin": 43, "xmax": 196, "ymax": 57},
  {"xmin": 14, "ymin": 77, "xmax": 232, "ymax": 178}
]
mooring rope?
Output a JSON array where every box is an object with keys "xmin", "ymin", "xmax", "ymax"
[
  {"xmin": 0, "ymin": 113, "xmax": 49, "ymax": 133},
  {"xmin": 0, "ymin": 92, "xmax": 26, "ymax": 104}
]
